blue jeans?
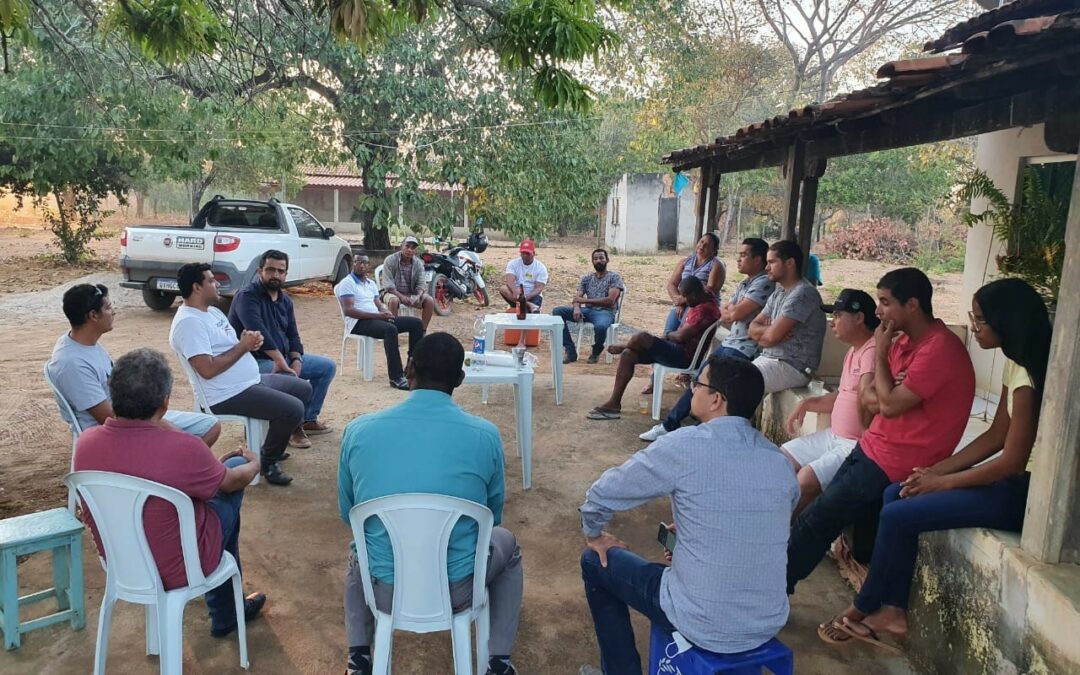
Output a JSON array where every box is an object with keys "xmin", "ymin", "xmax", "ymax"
[
  {"xmin": 786, "ymin": 445, "xmax": 892, "ymax": 594},
  {"xmin": 552, "ymin": 306, "xmax": 614, "ymax": 356},
  {"xmin": 257, "ymin": 354, "xmax": 337, "ymax": 423},
  {"xmin": 581, "ymin": 548, "xmax": 675, "ymax": 675},
  {"xmin": 661, "ymin": 346, "xmax": 751, "ymax": 431},
  {"xmin": 854, "ymin": 474, "xmax": 1030, "ymax": 613},
  {"xmin": 205, "ymin": 456, "xmax": 248, "ymax": 631},
  {"xmin": 663, "ymin": 306, "xmax": 684, "ymax": 334}
]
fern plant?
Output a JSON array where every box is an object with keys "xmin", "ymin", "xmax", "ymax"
[{"xmin": 958, "ymin": 168, "xmax": 1067, "ymax": 309}]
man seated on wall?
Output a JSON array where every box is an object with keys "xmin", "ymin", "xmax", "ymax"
[
  {"xmin": 586, "ymin": 276, "xmax": 720, "ymax": 421},
  {"xmin": 781, "ymin": 289, "xmax": 879, "ymax": 517},
  {"xmin": 747, "ymin": 240, "xmax": 827, "ymax": 394}
]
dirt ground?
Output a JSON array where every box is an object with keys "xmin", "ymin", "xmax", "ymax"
[{"xmin": 0, "ymin": 227, "xmax": 963, "ymax": 674}]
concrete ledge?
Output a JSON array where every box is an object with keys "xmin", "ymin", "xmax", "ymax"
[{"xmin": 909, "ymin": 527, "xmax": 1080, "ymax": 674}]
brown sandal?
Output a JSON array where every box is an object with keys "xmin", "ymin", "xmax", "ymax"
[
  {"xmin": 838, "ymin": 619, "xmax": 903, "ymax": 653},
  {"xmin": 817, "ymin": 616, "xmax": 854, "ymax": 645}
]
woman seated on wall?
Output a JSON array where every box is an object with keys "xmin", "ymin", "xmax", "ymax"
[
  {"xmin": 642, "ymin": 232, "xmax": 725, "ymax": 395},
  {"xmin": 818, "ymin": 277, "xmax": 1052, "ymax": 650}
]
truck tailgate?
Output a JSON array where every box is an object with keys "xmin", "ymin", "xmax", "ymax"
[{"xmin": 122, "ymin": 228, "xmax": 214, "ymax": 291}]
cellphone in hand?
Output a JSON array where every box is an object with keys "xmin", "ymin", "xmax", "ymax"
[{"xmin": 657, "ymin": 522, "xmax": 676, "ymax": 552}]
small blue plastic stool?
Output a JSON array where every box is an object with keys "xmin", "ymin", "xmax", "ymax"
[
  {"xmin": 648, "ymin": 625, "xmax": 794, "ymax": 675},
  {"xmin": 0, "ymin": 508, "xmax": 86, "ymax": 649}
]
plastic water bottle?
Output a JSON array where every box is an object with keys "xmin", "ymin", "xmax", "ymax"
[{"xmin": 472, "ymin": 317, "xmax": 486, "ymax": 370}]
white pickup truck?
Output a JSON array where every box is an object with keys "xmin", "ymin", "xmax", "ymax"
[{"xmin": 120, "ymin": 196, "xmax": 354, "ymax": 310}]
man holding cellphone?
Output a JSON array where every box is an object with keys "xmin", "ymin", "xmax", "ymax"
[{"xmin": 578, "ymin": 357, "xmax": 798, "ymax": 675}]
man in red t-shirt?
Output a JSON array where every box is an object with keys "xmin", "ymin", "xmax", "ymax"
[
  {"xmin": 74, "ymin": 348, "xmax": 267, "ymax": 638},
  {"xmin": 786, "ymin": 268, "xmax": 974, "ymax": 594},
  {"xmin": 588, "ymin": 276, "xmax": 720, "ymax": 420}
]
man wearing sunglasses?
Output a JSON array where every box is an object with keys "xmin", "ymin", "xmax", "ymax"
[{"xmin": 578, "ymin": 356, "xmax": 798, "ymax": 675}]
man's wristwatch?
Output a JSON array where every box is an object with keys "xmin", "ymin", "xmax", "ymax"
[{"xmin": 292, "ymin": 355, "xmax": 304, "ymax": 363}]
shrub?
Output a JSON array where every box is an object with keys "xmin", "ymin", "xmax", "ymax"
[{"xmin": 819, "ymin": 217, "xmax": 917, "ymax": 264}]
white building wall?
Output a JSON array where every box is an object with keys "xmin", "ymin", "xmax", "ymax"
[
  {"xmin": 604, "ymin": 175, "xmax": 630, "ymax": 253},
  {"xmin": 623, "ymin": 174, "xmax": 663, "ymax": 253},
  {"xmin": 676, "ymin": 177, "xmax": 698, "ymax": 250},
  {"xmin": 966, "ymin": 125, "xmax": 1069, "ymax": 396}
]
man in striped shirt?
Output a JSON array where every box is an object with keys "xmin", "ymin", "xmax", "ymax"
[{"xmin": 579, "ymin": 356, "xmax": 798, "ymax": 675}]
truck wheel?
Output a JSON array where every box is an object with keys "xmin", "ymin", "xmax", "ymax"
[
  {"xmin": 142, "ymin": 286, "xmax": 176, "ymax": 311},
  {"xmin": 430, "ymin": 273, "xmax": 453, "ymax": 316},
  {"xmin": 333, "ymin": 256, "xmax": 350, "ymax": 284}
]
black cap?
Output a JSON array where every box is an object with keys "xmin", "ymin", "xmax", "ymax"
[{"xmin": 822, "ymin": 288, "xmax": 879, "ymax": 328}]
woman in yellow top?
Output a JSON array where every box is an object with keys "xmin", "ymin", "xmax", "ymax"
[{"xmin": 820, "ymin": 277, "xmax": 1052, "ymax": 650}]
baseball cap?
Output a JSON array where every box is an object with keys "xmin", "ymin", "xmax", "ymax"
[
  {"xmin": 402, "ymin": 235, "xmax": 419, "ymax": 247},
  {"xmin": 822, "ymin": 288, "xmax": 879, "ymax": 328},
  {"xmin": 519, "ymin": 239, "xmax": 536, "ymax": 254}
]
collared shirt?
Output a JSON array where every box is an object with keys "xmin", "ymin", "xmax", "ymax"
[
  {"xmin": 334, "ymin": 273, "xmax": 381, "ymax": 334},
  {"xmin": 581, "ymin": 416, "xmax": 798, "ymax": 654},
  {"xmin": 720, "ymin": 271, "xmax": 774, "ymax": 358},
  {"xmin": 228, "ymin": 281, "xmax": 303, "ymax": 361},
  {"xmin": 338, "ymin": 389, "xmax": 505, "ymax": 584},
  {"xmin": 577, "ymin": 270, "xmax": 624, "ymax": 307}
]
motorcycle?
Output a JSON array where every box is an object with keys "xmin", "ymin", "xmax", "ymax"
[{"xmin": 422, "ymin": 232, "xmax": 490, "ymax": 316}]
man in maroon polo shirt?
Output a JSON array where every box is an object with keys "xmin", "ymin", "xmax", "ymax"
[{"xmin": 74, "ymin": 348, "xmax": 266, "ymax": 637}]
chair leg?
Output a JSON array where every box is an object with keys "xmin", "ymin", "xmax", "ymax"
[
  {"xmin": 145, "ymin": 603, "xmax": 159, "ymax": 655},
  {"xmin": 340, "ymin": 338, "xmax": 347, "ymax": 370},
  {"xmin": 231, "ymin": 572, "xmax": 249, "ymax": 669},
  {"xmin": 67, "ymin": 532, "xmax": 86, "ymax": 629},
  {"xmin": 93, "ymin": 594, "xmax": 116, "ymax": 675},
  {"xmin": 450, "ymin": 613, "xmax": 473, "ymax": 675},
  {"xmin": 362, "ymin": 339, "xmax": 375, "ymax": 382},
  {"xmin": 159, "ymin": 595, "xmax": 186, "ymax": 675},
  {"xmin": 474, "ymin": 606, "xmax": 491, "ymax": 675},
  {"xmin": 1, "ymin": 549, "xmax": 20, "ymax": 650},
  {"xmin": 52, "ymin": 545, "xmax": 71, "ymax": 612},
  {"xmin": 371, "ymin": 617, "xmax": 393, "ymax": 675},
  {"xmin": 651, "ymin": 366, "xmax": 665, "ymax": 420},
  {"xmin": 606, "ymin": 325, "xmax": 617, "ymax": 364}
]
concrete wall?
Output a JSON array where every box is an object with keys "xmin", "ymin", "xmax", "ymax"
[
  {"xmin": 907, "ymin": 528, "xmax": 1080, "ymax": 675},
  {"xmin": 604, "ymin": 173, "xmax": 698, "ymax": 254},
  {"xmin": 965, "ymin": 126, "xmax": 1072, "ymax": 397}
]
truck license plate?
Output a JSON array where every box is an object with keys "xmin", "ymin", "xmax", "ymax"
[{"xmin": 155, "ymin": 278, "xmax": 179, "ymax": 292}]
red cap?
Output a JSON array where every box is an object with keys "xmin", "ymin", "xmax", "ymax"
[{"xmin": 519, "ymin": 239, "xmax": 536, "ymax": 254}]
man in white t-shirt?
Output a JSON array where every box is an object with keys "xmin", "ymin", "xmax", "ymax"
[
  {"xmin": 781, "ymin": 289, "xmax": 878, "ymax": 516},
  {"xmin": 499, "ymin": 239, "xmax": 548, "ymax": 311},
  {"xmin": 169, "ymin": 263, "xmax": 312, "ymax": 486},
  {"xmin": 334, "ymin": 254, "xmax": 424, "ymax": 391},
  {"xmin": 46, "ymin": 283, "xmax": 221, "ymax": 446}
]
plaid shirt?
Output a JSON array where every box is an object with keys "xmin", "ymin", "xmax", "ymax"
[{"xmin": 577, "ymin": 270, "xmax": 624, "ymax": 305}]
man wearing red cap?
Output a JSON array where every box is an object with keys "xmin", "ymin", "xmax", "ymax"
[{"xmin": 499, "ymin": 239, "xmax": 548, "ymax": 312}]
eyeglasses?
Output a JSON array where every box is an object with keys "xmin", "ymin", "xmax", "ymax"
[
  {"xmin": 967, "ymin": 310, "xmax": 985, "ymax": 333},
  {"xmin": 691, "ymin": 378, "xmax": 723, "ymax": 395}
]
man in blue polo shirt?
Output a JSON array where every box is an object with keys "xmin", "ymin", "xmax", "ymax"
[
  {"xmin": 228, "ymin": 249, "xmax": 337, "ymax": 449},
  {"xmin": 338, "ymin": 332, "xmax": 523, "ymax": 675}
]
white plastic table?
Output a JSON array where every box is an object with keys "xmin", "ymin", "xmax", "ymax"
[
  {"xmin": 483, "ymin": 314, "xmax": 565, "ymax": 405},
  {"xmin": 462, "ymin": 362, "xmax": 535, "ymax": 490}
]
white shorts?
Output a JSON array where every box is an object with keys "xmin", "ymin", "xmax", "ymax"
[
  {"xmin": 163, "ymin": 410, "xmax": 218, "ymax": 438},
  {"xmin": 753, "ymin": 356, "xmax": 811, "ymax": 394},
  {"xmin": 782, "ymin": 428, "xmax": 857, "ymax": 489}
]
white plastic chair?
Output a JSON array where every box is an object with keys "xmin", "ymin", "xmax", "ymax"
[
  {"xmin": 375, "ymin": 263, "xmax": 420, "ymax": 319},
  {"xmin": 651, "ymin": 319, "xmax": 724, "ymax": 420},
  {"xmin": 337, "ymin": 294, "xmax": 379, "ymax": 381},
  {"xmin": 171, "ymin": 350, "xmax": 268, "ymax": 484},
  {"xmin": 64, "ymin": 471, "xmax": 249, "ymax": 675},
  {"xmin": 574, "ymin": 285, "xmax": 626, "ymax": 364},
  {"xmin": 44, "ymin": 363, "xmax": 84, "ymax": 513},
  {"xmin": 348, "ymin": 494, "xmax": 493, "ymax": 675}
]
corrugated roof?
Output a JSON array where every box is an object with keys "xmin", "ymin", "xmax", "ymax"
[
  {"xmin": 299, "ymin": 165, "xmax": 454, "ymax": 192},
  {"xmin": 663, "ymin": 6, "xmax": 1080, "ymax": 171}
]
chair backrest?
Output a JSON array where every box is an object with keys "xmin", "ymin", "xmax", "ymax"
[
  {"xmin": 64, "ymin": 471, "xmax": 211, "ymax": 599},
  {"xmin": 688, "ymin": 319, "xmax": 724, "ymax": 371},
  {"xmin": 171, "ymin": 349, "xmax": 214, "ymax": 414},
  {"xmin": 373, "ymin": 264, "xmax": 387, "ymax": 291},
  {"xmin": 348, "ymin": 494, "xmax": 493, "ymax": 633},
  {"xmin": 612, "ymin": 284, "xmax": 627, "ymax": 324},
  {"xmin": 43, "ymin": 362, "xmax": 84, "ymax": 438}
]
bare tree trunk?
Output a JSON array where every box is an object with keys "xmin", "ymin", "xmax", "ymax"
[{"xmin": 135, "ymin": 191, "xmax": 146, "ymax": 218}]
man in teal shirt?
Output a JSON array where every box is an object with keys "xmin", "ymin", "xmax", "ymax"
[{"xmin": 338, "ymin": 332, "xmax": 523, "ymax": 675}]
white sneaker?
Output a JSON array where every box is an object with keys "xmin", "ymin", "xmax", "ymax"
[{"xmin": 639, "ymin": 423, "xmax": 668, "ymax": 442}]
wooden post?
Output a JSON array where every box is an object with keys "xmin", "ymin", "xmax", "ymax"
[
  {"xmin": 705, "ymin": 170, "xmax": 722, "ymax": 237},
  {"xmin": 694, "ymin": 165, "xmax": 711, "ymax": 243},
  {"xmin": 798, "ymin": 159, "xmax": 828, "ymax": 271},
  {"xmin": 781, "ymin": 142, "xmax": 806, "ymax": 241},
  {"xmin": 1021, "ymin": 152, "xmax": 1080, "ymax": 564}
]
